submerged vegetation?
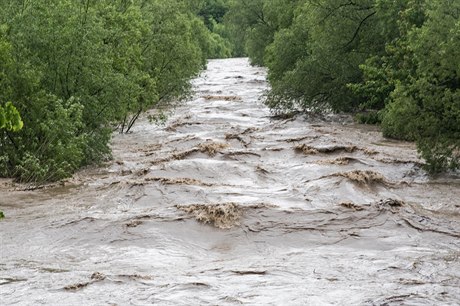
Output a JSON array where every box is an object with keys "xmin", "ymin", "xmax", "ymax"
[{"xmin": 0, "ymin": 0, "xmax": 457, "ymax": 183}]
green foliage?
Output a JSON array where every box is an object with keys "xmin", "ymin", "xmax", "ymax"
[
  {"xmin": 192, "ymin": 0, "xmax": 233, "ymax": 58},
  {"xmin": 0, "ymin": 30, "xmax": 23, "ymax": 132},
  {"xmin": 380, "ymin": 84, "xmax": 420, "ymax": 141},
  {"xmin": 198, "ymin": 0, "xmax": 229, "ymax": 28},
  {"xmin": 12, "ymin": 95, "xmax": 88, "ymax": 182},
  {"xmin": 349, "ymin": 0, "xmax": 427, "ymax": 111},
  {"xmin": 225, "ymin": 0, "xmax": 271, "ymax": 63},
  {"xmin": 207, "ymin": 19, "xmax": 233, "ymax": 58},
  {"xmin": 0, "ymin": 210, "xmax": 4, "ymax": 219},
  {"xmin": 378, "ymin": 1, "xmax": 459, "ymax": 172},
  {"xmin": 354, "ymin": 111, "xmax": 381, "ymax": 125},
  {"xmin": 226, "ymin": 0, "xmax": 459, "ymax": 173},
  {"xmin": 0, "ymin": 102, "xmax": 23, "ymax": 132},
  {"xmin": 227, "ymin": 0, "xmax": 301, "ymax": 63},
  {"xmin": 226, "ymin": 0, "xmax": 380, "ymax": 111},
  {"xmin": 0, "ymin": 0, "xmax": 218, "ymax": 183},
  {"xmin": 264, "ymin": 0, "xmax": 379, "ymax": 113}
]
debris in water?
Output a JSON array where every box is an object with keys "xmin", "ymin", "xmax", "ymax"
[
  {"xmin": 224, "ymin": 129, "xmax": 255, "ymax": 146},
  {"xmin": 0, "ymin": 278, "xmax": 27, "ymax": 285},
  {"xmin": 378, "ymin": 198, "xmax": 405, "ymax": 207},
  {"xmin": 377, "ymin": 198, "xmax": 406, "ymax": 213},
  {"xmin": 225, "ymin": 127, "xmax": 257, "ymax": 141},
  {"xmin": 202, "ymin": 95, "xmax": 242, "ymax": 101},
  {"xmin": 64, "ymin": 282, "xmax": 90, "ymax": 291},
  {"xmin": 230, "ymin": 270, "xmax": 267, "ymax": 275},
  {"xmin": 165, "ymin": 121, "xmax": 203, "ymax": 132},
  {"xmin": 90, "ymin": 272, "xmax": 106, "ymax": 281},
  {"xmin": 225, "ymin": 132, "xmax": 247, "ymax": 145},
  {"xmin": 224, "ymin": 151, "xmax": 261, "ymax": 158},
  {"xmin": 125, "ymin": 220, "xmax": 143, "ymax": 228},
  {"xmin": 151, "ymin": 148, "xmax": 199, "ymax": 164},
  {"xmin": 318, "ymin": 156, "xmax": 358, "ymax": 165},
  {"xmin": 363, "ymin": 148, "xmax": 378, "ymax": 155},
  {"xmin": 117, "ymin": 274, "xmax": 153, "ymax": 281},
  {"xmin": 295, "ymin": 144, "xmax": 319, "ymax": 154},
  {"xmin": 198, "ymin": 141, "xmax": 229, "ymax": 157},
  {"xmin": 64, "ymin": 272, "xmax": 106, "ymax": 291},
  {"xmin": 151, "ymin": 141, "xmax": 229, "ymax": 163},
  {"xmin": 336, "ymin": 170, "xmax": 387, "ymax": 185},
  {"xmin": 176, "ymin": 203, "xmax": 242, "ymax": 229},
  {"xmin": 283, "ymin": 135, "xmax": 318, "ymax": 143},
  {"xmin": 145, "ymin": 177, "xmax": 214, "ymax": 186},
  {"xmin": 256, "ymin": 165, "xmax": 270, "ymax": 174},
  {"xmin": 340, "ymin": 202, "xmax": 364, "ymax": 211},
  {"xmin": 295, "ymin": 144, "xmax": 357, "ymax": 155}
]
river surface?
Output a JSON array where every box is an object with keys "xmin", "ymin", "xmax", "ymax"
[{"xmin": 1, "ymin": 58, "xmax": 459, "ymax": 305}]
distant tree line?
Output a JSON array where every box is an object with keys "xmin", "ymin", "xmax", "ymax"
[
  {"xmin": 225, "ymin": 0, "xmax": 460, "ymax": 173},
  {"xmin": 0, "ymin": 0, "xmax": 232, "ymax": 183}
]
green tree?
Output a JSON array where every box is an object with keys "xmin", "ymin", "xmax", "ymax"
[
  {"xmin": 382, "ymin": 0, "xmax": 460, "ymax": 172},
  {"xmin": 264, "ymin": 0, "xmax": 378, "ymax": 113},
  {"xmin": 198, "ymin": 0, "xmax": 229, "ymax": 28},
  {"xmin": 0, "ymin": 0, "xmax": 217, "ymax": 183},
  {"xmin": 225, "ymin": 0, "xmax": 272, "ymax": 63},
  {"xmin": 348, "ymin": 0, "xmax": 426, "ymax": 113},
  {"xmin": 189, "ymin": 0, "xmax": 233, "ymax": 59},
  {"xmin": 226, "ymin": 0, "xmax": 459, "ymax": 172}
]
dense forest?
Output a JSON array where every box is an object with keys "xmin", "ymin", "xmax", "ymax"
[{"xmin": 0, "ymin": 0, "xmax": 458, "ymax": 184}]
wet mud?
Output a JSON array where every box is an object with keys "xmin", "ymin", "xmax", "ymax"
[{"xmin": 1, "ymin": 58, "xmax": 459, "ymax": 305}]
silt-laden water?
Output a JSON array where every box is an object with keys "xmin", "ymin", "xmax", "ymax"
[{"xmin": 1, "ymin": 58, "xmax": 459, "ymax": 305}]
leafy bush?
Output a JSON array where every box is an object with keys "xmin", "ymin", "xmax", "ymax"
[
  {"xmin": 0, "ymin": 102, "xmax": 23, "ymax": 132},
  {"xmin": 354, "ymin": 111, "xmax": 382, "ymax": 125}
]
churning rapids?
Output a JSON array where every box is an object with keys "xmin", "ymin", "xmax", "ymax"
[{"xmin": 1, "ymin": 58, "xmax": 459, "ymax": 305}]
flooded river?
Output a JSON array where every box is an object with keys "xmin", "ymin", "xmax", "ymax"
[{"xmin": 1, "ymin": 58, "xmax": 459, "ymax": 305}]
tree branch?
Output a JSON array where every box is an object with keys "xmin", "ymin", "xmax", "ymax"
[{"xmin": 343, "ymin": 11, "xmax": 376, "ymax": 49}]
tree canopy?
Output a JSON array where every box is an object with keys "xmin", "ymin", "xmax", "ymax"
[
  {"xmin": 225, "ymin": 0, "xmax": 460, "ymax": 173},
  {"xmin": 0, "ymin": 0, "xmax": 231, "ymax": 183}
]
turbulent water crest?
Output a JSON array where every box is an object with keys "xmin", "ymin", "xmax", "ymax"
[{"xmin": 1, "ymin": 58, "xmax": 459, "ymax": 305}]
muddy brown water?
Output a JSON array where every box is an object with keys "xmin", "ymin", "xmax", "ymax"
[{"xmin": 1, "ymin": 58, "xmax": 459, "ymax": 305}]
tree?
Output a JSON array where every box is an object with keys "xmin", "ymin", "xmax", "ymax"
[
  {"xmin": 226, "ymin": 0, "xmax": 459, "ymax": 172},
  {"xmin": 264, "ymin": 0, "xmax": 378, "ymax": 113},
  {"xmin": 0, "ymin": 0, "xmax": 218, "ymax": 183},
  {"xmin": 348, "ymin": 0, "xmax": 427, "ymax": 114},
  {"xmin": 225, "ymin": 0, "xmax": 273, "ymax": 63},
  {"xmin": 381, "ymin": 0, "xmax": 460, "ymax": 172}
]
